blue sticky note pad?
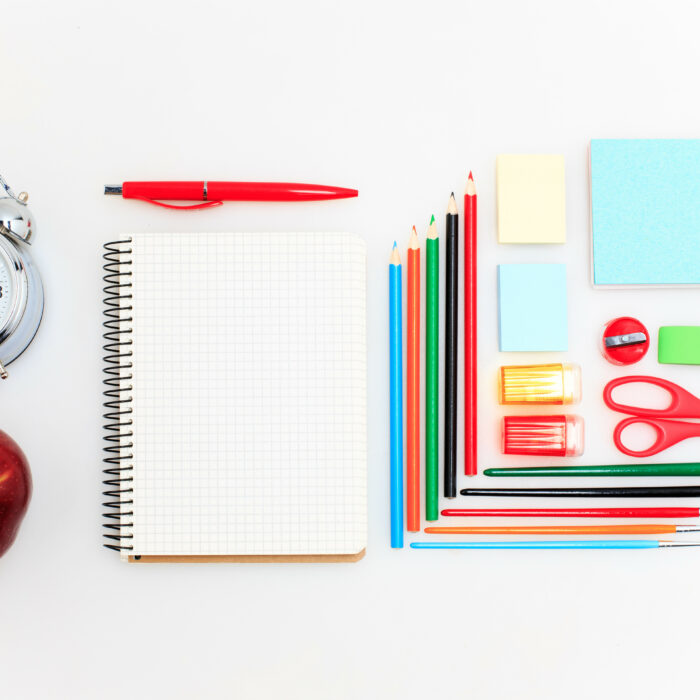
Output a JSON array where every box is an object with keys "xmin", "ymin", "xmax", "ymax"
[
  {"xmin": 498, "ymin": 264, "xmax": 567, "ymax": 352},
  {"xmin": 591, "ymin": 139, "xmax": 700, "ymax": 285}
]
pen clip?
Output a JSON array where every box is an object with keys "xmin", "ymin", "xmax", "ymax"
[{"xmin": 132, "ymin": 196, "xmax": 223, "ymax": 210}]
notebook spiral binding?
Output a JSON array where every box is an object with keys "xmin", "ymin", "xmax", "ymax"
[{"xmin": 102, "ymin": 240, "xmax": 134, "ymax": 552}]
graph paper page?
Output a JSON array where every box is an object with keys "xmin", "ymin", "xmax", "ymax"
[{"xmin": 128, "ymin": 232, "xmax": 367, "ymax": 556}]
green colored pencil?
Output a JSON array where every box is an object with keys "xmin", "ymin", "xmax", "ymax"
[
  {"xmin": 426, "ymin": 216, "xmax": 439, "ymax": 520},
  {"xmin": 484, "ymin": 463, "xmax": 700, "ymax": 477}
]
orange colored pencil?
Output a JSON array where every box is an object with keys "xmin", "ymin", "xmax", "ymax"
[
  {"xmin": 407, "ymin": 226, "xmax": 420, "ymax": 532},
  {"xmin": 424, "ymin": 524, "xmax": 686, "ymax": 535}
]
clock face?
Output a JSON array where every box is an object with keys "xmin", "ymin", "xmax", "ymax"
[{"xmin": 0, "ymin": 251, "xmax": 15, "ymax": 330}]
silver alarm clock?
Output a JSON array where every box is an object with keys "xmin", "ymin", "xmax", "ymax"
[{"xmin": 0, "ymin": 174, "xmax": 44, "ymax": 379}]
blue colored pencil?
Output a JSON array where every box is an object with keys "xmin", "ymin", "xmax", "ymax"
[
  {"xmin": 410, "ymin": 540, "xmax": 700, "ymax": 550},
  {"xmin": 389, "ymin": 243, "xmax": 404, "ymax": 548}
]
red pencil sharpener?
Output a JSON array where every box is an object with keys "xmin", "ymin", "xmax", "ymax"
[
  {"xmin": 601, "ymin": 317, "xmax": 649, "ymax": 365},
  {"xmin": 502, "ymin": 415, "xmax": 585, "ymax": 457}
]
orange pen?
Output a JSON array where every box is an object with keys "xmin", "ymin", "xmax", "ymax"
[
  {"xmin": 407, "ymin": 227, "xmax": 420, "ymax": 532},
  {"xmin": 424, "ymin": 524, "xmax": 700, "ymax": 535}
]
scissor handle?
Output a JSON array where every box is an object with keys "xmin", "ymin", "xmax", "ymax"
[
  {"xmin": 603, "ymin": 375, "xmax": 700, "ymax": 419},
  {"xmin": 614, "ymin": 417, "xmax": 700, "ymax": 457}
]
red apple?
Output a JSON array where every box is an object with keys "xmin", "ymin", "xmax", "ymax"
[{"xmin": 0, "ymin": 431, "xmax": 31, "ymax": 558}]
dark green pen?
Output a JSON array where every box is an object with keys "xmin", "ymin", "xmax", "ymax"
[{"xmin": 484, "ymin": 463, "xmax": 700, "ymax": 477}]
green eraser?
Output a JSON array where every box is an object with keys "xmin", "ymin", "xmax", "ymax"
[{"xmin": 658, "ymin": 326, "xmax": 700, "ymax": 365}]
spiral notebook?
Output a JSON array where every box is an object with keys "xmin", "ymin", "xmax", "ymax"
[{"xmin": 103, "ymin": 232, "xmax": 367, "ymax": 562}]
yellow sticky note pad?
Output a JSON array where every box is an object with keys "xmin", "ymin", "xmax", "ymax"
[{"xmin": 497, "ymin": 154, "xmax": 566, "ymax": 244}]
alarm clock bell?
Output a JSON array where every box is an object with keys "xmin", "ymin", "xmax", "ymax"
[{"xmin": 0, "ymin": 174, "xmax": 44, "ymax": 378}]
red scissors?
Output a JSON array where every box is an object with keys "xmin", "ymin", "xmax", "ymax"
[{"xmin": 603, "ymin": 376, "xmax": 700, "ymax": 457}]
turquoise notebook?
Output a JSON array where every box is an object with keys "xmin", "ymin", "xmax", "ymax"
[{"xmin": 590, "ymin": 139, "xmax": 700, "ymax": 286}]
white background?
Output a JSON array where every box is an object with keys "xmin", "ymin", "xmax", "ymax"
[{"xmin": 2, "ymin": 1, "xmax": 700, "ymax": 698}]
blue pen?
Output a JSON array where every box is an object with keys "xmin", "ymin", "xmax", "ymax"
[
  {"xmin": 389, "ymin": 243, "xmax": 403, "ymax": 548},
  {"xmin": 410, "ymin": 540, "xmax": 700, "ymax": 550}
]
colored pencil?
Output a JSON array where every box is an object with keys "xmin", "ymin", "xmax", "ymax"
[
  {"xmin": 425, "ymin": 216, "xmax": 439, "ymax": 521},
  {"xmin": 464, "ymin": 173, "xmax": 477, "ymax": 476},
  {"xmin": 407, "ymin": 227, "xmax": 420, "ymax": 532},
  {"xmin": 444, "ymin": 193, "xmax": 459, "ymax": 498},
  {"xmin": 441, "ymin": 507, "xmax": 700, "ymax": 518},
  {"xmin": 424, "ymin": 524, "xmax": 700, "ymax": 535},
  {"xmin": 484, "ymin": 463, "xmax": 700, "ymax": 477},
  {"xmin": 411, "ymin": 540, "xmax": 700, "ymax": 550},
  {"xmin": 459, "ymin": 486, "xmax": 700, "ymax": 498},
  {"xmin": 389, "ymin": 243, "xmax": 404, "ymax": 548}
]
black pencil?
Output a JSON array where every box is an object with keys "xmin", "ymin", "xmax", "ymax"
[
  {"xmin": 444, "ymin": 193, "xmax": 459, "ymax": 498},
  {"xmin": 459, "ymin": 486, "xmax": 700, "ymax": 498}
]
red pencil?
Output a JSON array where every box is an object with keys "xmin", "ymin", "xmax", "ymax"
[
  {"xmin": 464, "ymin": 173, "xmax": 477, "ymax": 476},
  {"xmin": 407, "ymin": 226, "xmax": 420, "ymax": 532},
  {"xmin": 440, "ymin": 507, "xmax": 700, "ymax": 518}
]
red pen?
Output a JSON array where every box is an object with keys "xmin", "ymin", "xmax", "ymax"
[
  {"xmin": 104, "ymin": 181, "xmax": 358, "ymax": 209},
  {"xmin": 440, "ymin": 507, "xmax": 700, "ymax": 518}
]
